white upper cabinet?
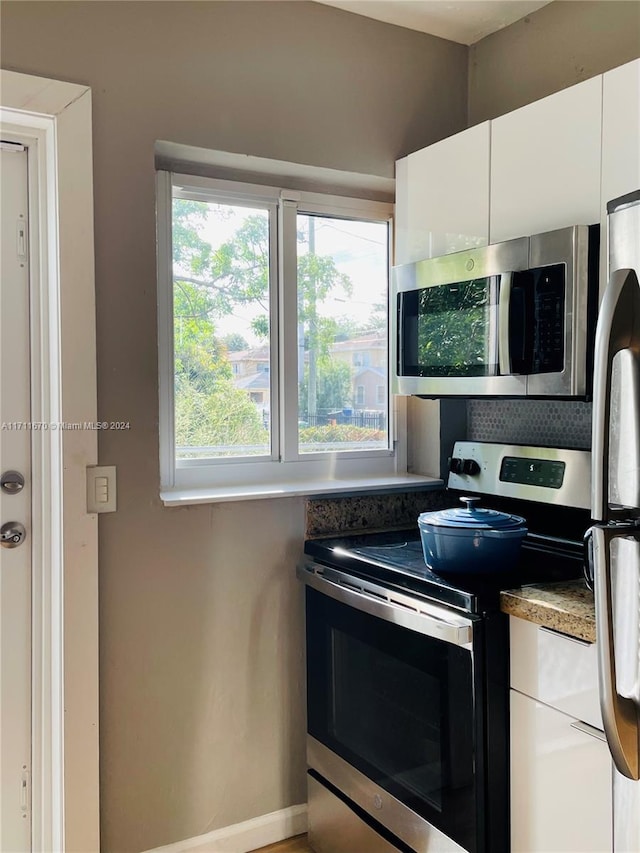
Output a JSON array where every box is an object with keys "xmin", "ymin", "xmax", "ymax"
[
  {"xmin": 395, "ymin": 61, "xmax": 638, "ymax": 270},
  {"xmin": 489, "ymin": 76, "xmax": 602, "ymax": 242},
  {"xmin": 395, "ymin": 122, "xmax": 490, "ymax": 265},
  {"xmin": 600, "ymin": 59, "xmax": 640, "ymax": 293},
  {"xmin": 602, "ymin": 59, "xmax": 640, "ymax": 207}
]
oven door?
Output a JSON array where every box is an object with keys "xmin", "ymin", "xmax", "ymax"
[{"xmin": 302, "ymin": 566, "xmax": 482, "ymax": 853}]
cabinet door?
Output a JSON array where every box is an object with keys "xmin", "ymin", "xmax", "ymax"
[
  {"xmin": 511, "ymin": 690, "xmax": 612, "ymax": 852},
  {"xmin": 490, "ymin": 76, "xmax": 602, "ymax": 243},
  {"xmin": 600, "ymin": 58, "xmax": 640, "ymax": 297},
  {"xmin": 509, "ymin": 616, "xmax": 602, "ymax": 730},
  {"xmin": 395, "ymin": 122, "xmax": 490, "ymax": 265}
]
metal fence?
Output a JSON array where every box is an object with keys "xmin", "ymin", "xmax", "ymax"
[{"xmin": 303, "ymin": 411, "xmax": 387, "ymax": 430}]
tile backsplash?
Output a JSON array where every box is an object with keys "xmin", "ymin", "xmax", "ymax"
[{"xmin": 467, "ymin": 400, "xmax": 592, "ymax": 449}]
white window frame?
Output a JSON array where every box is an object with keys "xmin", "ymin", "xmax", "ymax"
[{"xmin": 157, "ymin": 169, "xmax": 407, "ymax": 501}]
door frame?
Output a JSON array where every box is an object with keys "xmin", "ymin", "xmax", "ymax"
[{"xmin": 1, "ymin": 71, "xmax": 99, "ymax": 852}]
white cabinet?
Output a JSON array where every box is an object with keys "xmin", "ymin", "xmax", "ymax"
[
  {"xmin": 510, "ymin": 612, "xmax": 602, "ymax": 729},
  {"xmin": 511, "ymin": 690, "xmax": 613, "ymax": 853},
  {"xmin": 510, "ymin": 616, "xmax": 613, "ymax": 852},
  {"xmin": 600, "ymin": 58, "xmax": 640, "ymax": 295},
  {"xmin": 489, "ymin": 76, "xmax": 602, "ymax": 242},
  {"xmin": 602, "ymin": 59, "xmax": 640, "ymax": 211},
  {"xmin": 395, "ymin": 122, "xmax": 490, "ymax": 265},
  {"xmin": 395, "ymin": 63, "xmax": 638, "ymax": 263}
]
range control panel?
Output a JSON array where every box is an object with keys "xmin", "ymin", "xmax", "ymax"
[
  {"xmin": 500, "ymin": 456, "xmax": 565, "ymax": 489},
  {"xmin": 447, "ymin": 441, "xmax": 590, "ymax": 509}
]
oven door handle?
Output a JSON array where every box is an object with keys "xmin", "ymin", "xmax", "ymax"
[{"xmin": 298, "ymin": 562, "xmax": 473, "ymax": 650}]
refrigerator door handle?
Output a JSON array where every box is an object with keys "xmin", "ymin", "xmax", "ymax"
[
  {"xmin": 590, "ymin": 523, "xmax": 640, "ymax": 780},
  {"xmin": 592, "ymin": 268, "xmax": 640, "ymax": 522}
]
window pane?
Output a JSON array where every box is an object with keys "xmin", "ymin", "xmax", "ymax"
[
  {"xmin": 172, "ymin": 196, "xmax": 271, "ymax": 459},
  {"xmin": 296, "ymin": 214, "xmax": 389, "ymax": 454}
]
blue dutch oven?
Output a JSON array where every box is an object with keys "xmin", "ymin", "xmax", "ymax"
[{"xmin": 418, "ymin": 496, "xmax": 528, "ymax": 574}]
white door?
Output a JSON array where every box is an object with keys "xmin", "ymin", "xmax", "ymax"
[{"xmin": 0, "ymin": 143, "xmax": 32, "ymax": 852}]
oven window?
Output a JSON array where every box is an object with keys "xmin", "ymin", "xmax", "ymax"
[
  {"xmin": 399, "ymin": 277, "xmax": 498, "ymax": 377},
  {"xmin": 306, "ymin": 587, "xmax": 478, "ymax": 852},
  {"xmin": 332, "ymin": 629, "xmax": 444, "ymax": 809}
]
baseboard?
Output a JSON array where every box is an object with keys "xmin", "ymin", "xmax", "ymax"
[{"xmin": 143, "ymin": 804, "xmax": 308, "ymax": 853}]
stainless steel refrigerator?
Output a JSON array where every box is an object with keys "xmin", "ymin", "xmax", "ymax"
[{"xmin": 588, "ymin": 189, "xmax": 640, "ymax": 850}]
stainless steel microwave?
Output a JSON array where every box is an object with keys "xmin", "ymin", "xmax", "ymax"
[{"xmin": 392, "ymin": 224, "xmax": 599, "ymax": 398}]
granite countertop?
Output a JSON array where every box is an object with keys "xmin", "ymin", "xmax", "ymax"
[{"xmin": 500, "ymin": 580, "xmax": 596, "ymax": 643}]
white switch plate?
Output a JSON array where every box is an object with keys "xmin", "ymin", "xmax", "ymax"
[{"xmin": 86, "ymin": 465, "xmax": 117, "ymax": 513}]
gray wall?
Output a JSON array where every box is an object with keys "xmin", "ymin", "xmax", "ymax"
[
  {"xmin": 469, "ymin": 0, "xmax": 640, "ymax": 125},
  {"xmin": 3, "ymin": 1, "xmax": 637, "ymax": 849},
  {"xmin": 0, "ymin": 3, "xmax": 467, "ymax": 851}
]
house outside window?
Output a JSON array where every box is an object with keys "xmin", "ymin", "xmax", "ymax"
[
  {"xmin": 352, "ymin": 351, "xmax": 371, "ymax": 368},
  {"xmin": 157, "ymin": 168, "xmax": 399, "ymax": 496}
]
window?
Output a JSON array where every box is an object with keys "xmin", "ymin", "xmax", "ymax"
[
  {"xmin": 376, "ymin": 385, "xmax": 386, "ymax": 406},
  {"xmin": 157, "ymin": 170, "xmax": 399, "ymax": 497},
  {"xmin": 353, "ymin": 352, "xmax": 371, "ymax": 368}
]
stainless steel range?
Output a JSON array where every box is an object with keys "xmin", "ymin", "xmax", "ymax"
[{"xmin": 299, "ymin": 441, "xmax": 592, "ymax": 853}]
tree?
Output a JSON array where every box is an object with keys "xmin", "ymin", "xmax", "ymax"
[
  {"xmin": 299, "ymin": 359, "xmax": 352, "ymax": 418},
  {"xmin": 172, "ymin": 200, "xmax": 355, "ymax": 449},
  {"xmin": 222, "ymin": 332, "xmax": 249, "ymax": 352},
  {"xmin": 172, "ymin": 201, "xmax": 269, "ymax": 452},
  {"xmin": 417, "ymin": 281, "xmax": 489, "ymax": 375},
  {"xmin": 172, "ymin": 201, "xmax": 272, "ymax": 335},
  {"xmin": 174, "ymin": 278, "xmax": 231, "ymax": 394}
]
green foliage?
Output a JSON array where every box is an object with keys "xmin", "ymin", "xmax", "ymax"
[
  {"xmin": 175, "ymin": 376, "xmax": 268, "ymax": 455},
  {"xmin": 299, "ymin": 359, "xmax": 352, "ymax": 417},
  {"xmin": 172, "ymin": 201, "xmax": 271, "ymax": 449},
  {"xmin": 299, "ymin": 424, "xmax": 386, "ymax": 444},
  {"xmin": 171, "ymin": 201, "xmax": 378, "ymax": 452},
  {"xmin": 222, "ymin": 332, "xmax": 249, "ymax": 352},
  {"xmin": 174, "ymin": 280, "xmax": 231, "ymax": 394},
  {"xmin": 418, "ymin": 280, "xmax": 489, "ymax": 375}
]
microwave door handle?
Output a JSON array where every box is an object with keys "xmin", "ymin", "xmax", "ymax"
[
  {"xmin": 590, "ymin": 523, "xmax": 640, "ymax": 779},
  {"xmin": 592, "ymin": 268, "xmax": 640, "ymax": 522},
  {"xmin": 498, "ymin": 272, "xmax": 512, "ymax": 375},
  {"xmin": 396, "ymin": 290, "xmax": 404, "ymax": 375}
]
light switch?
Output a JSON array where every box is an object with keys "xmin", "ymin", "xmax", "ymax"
[{"xmin": 86, "ymin": 466, "xmax": 117, "ymax": 513}]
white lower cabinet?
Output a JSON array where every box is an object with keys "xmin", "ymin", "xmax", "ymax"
[
  {"xmin": 510, "ymin": 616, "xmax": 613, "ymax": 851},
  {"xmin": 511, "ymin": 689, "xmax": 613, "ymax": 852}
]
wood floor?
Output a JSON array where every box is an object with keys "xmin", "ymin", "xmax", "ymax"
[{"xmin": 251, "ymin": 834, "xmax": 314, "ymax": 853}]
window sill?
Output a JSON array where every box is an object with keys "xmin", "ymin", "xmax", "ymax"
[{"xmin": 160, "ymin": 474, "xmax": 443, "ymax": 506}]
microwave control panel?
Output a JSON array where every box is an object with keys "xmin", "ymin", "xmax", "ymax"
[{"xmin": 510, "ymin": 263, "xmax": 565, "ymax": 375}]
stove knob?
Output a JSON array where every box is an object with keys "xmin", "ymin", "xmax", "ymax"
[
  {"xmin": 462, "ymin": 459, "xmax": 480, "ymax": 476},
  {"xmin": 448, "ymin": 457, "xmax": 464, "ymax": 474}
]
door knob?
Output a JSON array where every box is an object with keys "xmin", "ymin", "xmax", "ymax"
[
  {"xmin": 0, "ymin": 471, "xmax": 25, "ymax": 494},
  {"xmin": 0, "ymin": 522, "xmax": 26, "ymax": 548}
]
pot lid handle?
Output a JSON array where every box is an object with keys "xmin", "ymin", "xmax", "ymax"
[{"xmin": 460, "ymin": 496, "xmax": 482, "ymax": 511}]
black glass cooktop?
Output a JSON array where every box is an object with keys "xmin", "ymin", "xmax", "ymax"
[{"xmin": 304, "ymin": 527, "xmax": 585, "ymax": 616}]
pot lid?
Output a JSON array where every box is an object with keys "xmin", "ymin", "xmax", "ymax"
[{"xmin": 419, "ymin": 496, "xmax": 526, "ymax": 530}]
